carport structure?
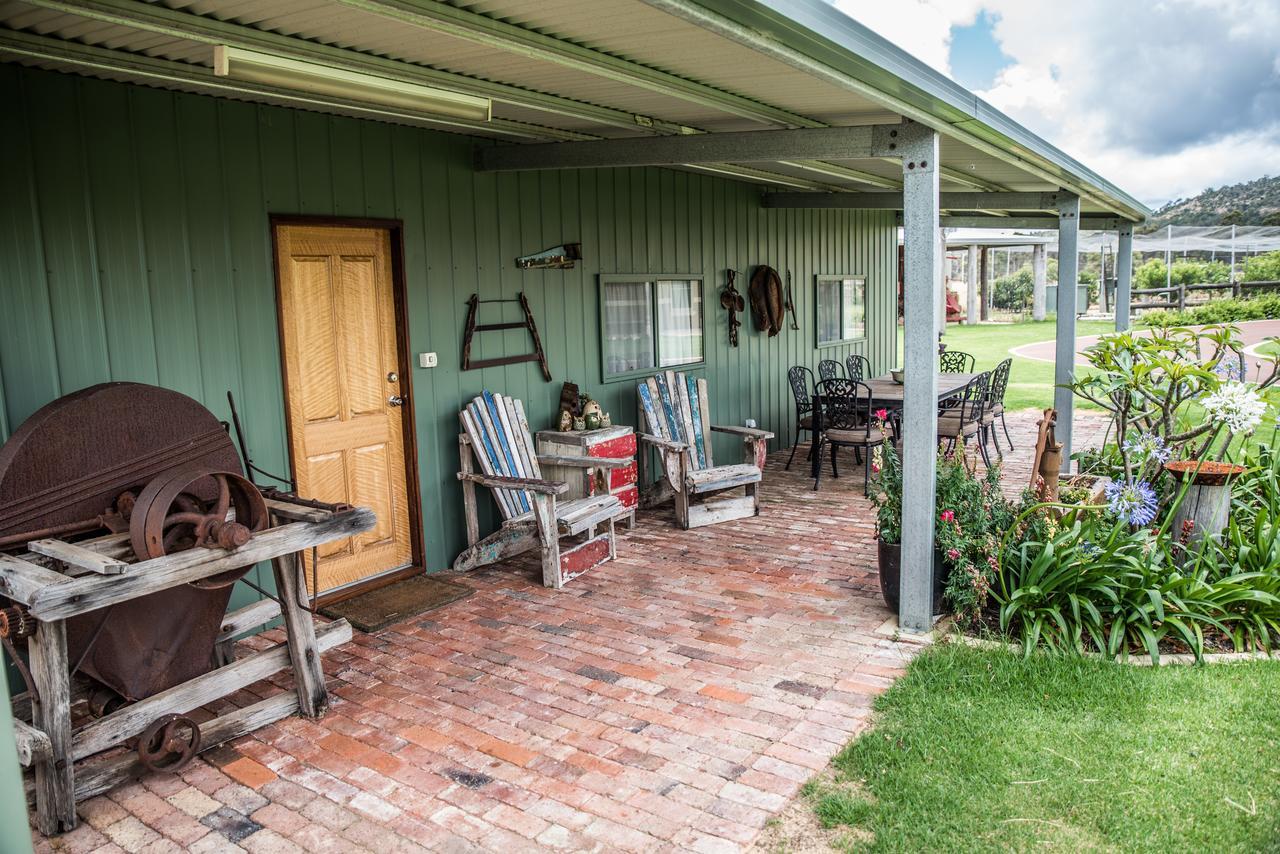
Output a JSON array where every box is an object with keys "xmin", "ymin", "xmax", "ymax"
[{"xmin": 0, "ymin": 0, "xmax": 1150, "ymax": 637}]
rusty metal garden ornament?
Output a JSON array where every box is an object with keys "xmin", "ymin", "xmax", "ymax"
[
  {"xmin": 720, "ymin": 269, "xmax": 745, "ymax": 347},
  {"xmin": 137, "ymin": 713, "xmax": 202, "ymax": 772}
]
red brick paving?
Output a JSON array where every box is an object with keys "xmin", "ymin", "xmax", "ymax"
[{"xmin": 29, "ymin": 409, "xmax": 1107, "ymax": 853}]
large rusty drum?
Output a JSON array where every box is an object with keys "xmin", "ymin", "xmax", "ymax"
[{"xmin": 0, "ymin": 383, "xmax": 257, "ymax": 700}]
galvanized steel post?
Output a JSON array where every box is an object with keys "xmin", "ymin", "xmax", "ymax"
[
  {"xmin": 898, "ymin": 123, "xmax": 941, "ymax": 634},
  {"xmin": 965, "ymin": 244, "xmax": 979, "ymax": 325},
  {"xmin": 1054, "ymin": 192, "xmax": 1081, "ymax": 469},
  {"xmin": 1032, "ymin": 242, "xmax": 1047, "ymax": 321},
  {"xmin": 1115, "ymin": 224, "xmax": 1133, "ymax": 331}
]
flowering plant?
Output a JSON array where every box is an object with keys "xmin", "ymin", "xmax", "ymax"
[{"xmin": 1200, "ymin": 380, "xmax": 1267, "ymax": 435}]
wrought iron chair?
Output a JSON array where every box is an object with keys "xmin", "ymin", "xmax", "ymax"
[
  {"xmin": 940, "ymin": 350, "xmax": 976, "ymax": 373},
  {"xmin": 813, "ymin": 378, "xmax": 886, "ymax": 494},
  {"xmin": 983, "ymin": 358, "xmax": 1014, "ymax": 455},
  {"xmin": 845, "ymin": 354, "xmax": 872, "ymax": 382},
  {"xmin": 786, "ymin": 366, "xmax": 817, "ymax": 470},
  {"xmin": 817, "ymin": 359, "xmax": 844, "ymax": 383},
  {"xmin": 936, "ymin": 372, "xmax": 991, "ymax": 466}
]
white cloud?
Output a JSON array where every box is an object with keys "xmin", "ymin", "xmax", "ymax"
[{"xmin": 831, "ymin": 0, "xmax": 1280, "ymax": 208}]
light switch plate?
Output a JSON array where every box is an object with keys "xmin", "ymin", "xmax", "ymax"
[{"xmin": 418, "ymin": 352, "xmax": 438, "ymax": 368}]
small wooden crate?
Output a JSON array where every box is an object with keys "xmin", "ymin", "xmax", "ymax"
[
  {"xmin": 2, "ymin": 498, "xmax": 375, "ymax": 836},
  {"xmin": 536, "ymin": 426, "xmax": 637, "ymax": 528}
]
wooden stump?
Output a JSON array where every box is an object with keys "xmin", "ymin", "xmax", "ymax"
[{"xmin": 1170, "ymin": 483, "xmax": 1232, "ymax": 551}]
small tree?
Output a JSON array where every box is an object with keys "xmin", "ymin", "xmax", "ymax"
[{"xmin": 1243, "ymin": 250, "xmax": 1280, "ymax": 282}]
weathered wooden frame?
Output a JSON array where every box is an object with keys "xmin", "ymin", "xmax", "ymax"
[
  {"xmin": 3, "ymin": 499, "xmax": 374, "ymax": 836},
  {"xmin": 635, "ymin": 372, "xmax": 774, "ymax": 530},
  {"xmin": 453, "ymin": 434, "xmax": 623, "ymax": 588}
]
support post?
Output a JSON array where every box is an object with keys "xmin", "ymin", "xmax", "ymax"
[
  {"xmin": 979, "ymin": 247, "xmax": 990, "ymax": 321},
  {"xmin": 1115, "ymin": 224, "xmax": 1133, "ymax": 331},
  {"xmin": 1054, "ymin": 192, "xmax": 1081, "ymax": 471},
  {"xmin": 898, "ymin": 123, "xmax": 940, "ymax": 634},
  {"xmin": 965, "ymin": 244, "xmax": 979, "ymax": 325},
  {"xmin": 1032, "ymin": 243, "xmax": 1047, "ymax": 321},
  {"xmin": 271, "ymin": 553, "xmax": 328, "ymax": 717},
  {"xmin": 0, "ymin": 659, "xmax": 33, "ymax": 854},
  {"xmin": 29, "ymin": 619, "xmax": 76, "ymax": 835}
]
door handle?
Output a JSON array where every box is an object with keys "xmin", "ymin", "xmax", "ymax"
[{"xmin": 388, "ymin": 395, "xmax": 406, "ymax": 407}]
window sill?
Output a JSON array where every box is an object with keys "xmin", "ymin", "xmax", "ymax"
[
  {"xmin": 816, "ymin": 337, "xmax": 867, "ymax": 350},
  {"xmin": 601, "ymin": 362, "xmax": 706, "ymax": 385}
]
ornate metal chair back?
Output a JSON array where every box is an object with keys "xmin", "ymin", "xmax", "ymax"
[
  {"xmin": 815, "ymin": 378, "xmax": 871, "ymax": 433},
  {"xmin": 845, "ymin": 354, "xmax": 871, "ymax": 383},
  {"xmin": 817, "ymin": 359, "xmax": 843, "ymax": 383},
  {"xmin": 989, "ymin": 358, "xmax": 1012, "ymax": 407},
  {"xmin": 788, "ymin": 365, "xmax": 814, "ymax": 416},
  {"xmin": 940, "ymin": 349, "xmax": 976, "ymax": 373}
]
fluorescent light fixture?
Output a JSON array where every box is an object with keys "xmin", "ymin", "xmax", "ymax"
[{"xmin": 213, "ymin": 45, "xmax": 490, "ymax": 122}]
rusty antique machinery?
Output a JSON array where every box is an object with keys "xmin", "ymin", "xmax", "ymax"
[{"xmin": 0, "ymin": 383, "xmax": 276, "ymax": 770}]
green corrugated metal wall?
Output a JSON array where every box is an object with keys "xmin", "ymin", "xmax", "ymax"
[{"xmin": 0, "ymin": 65, "xmax": 897, "ymax": 581}]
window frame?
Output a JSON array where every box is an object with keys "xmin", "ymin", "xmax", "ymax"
[
  {"xmin": 598, "ymin": 273, "xmax": 706, "ymax": 383},
  {"xmin": 814, "ymin": 273, "xmax": 869, "ymax": 349}
]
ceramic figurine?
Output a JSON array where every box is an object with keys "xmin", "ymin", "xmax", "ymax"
[
  {"xmin": 573, "ymin": 416, "xmax": 587, "ymax": 431},
  {"xmin": 557, "ymin": 409, "xmax": 573, "ymax": 432},
  {"xmin": 600, "ymin": 412, "xmax": 612, "ymax": 427},
  {"xmin": 581, "ymin": 397, "xmax": 603, "ymax": 420},
  {"xmin": 585, "ymin": 412, "xmax": 601, "ymax": 430}
]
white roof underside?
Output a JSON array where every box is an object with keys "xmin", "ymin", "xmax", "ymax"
[{"xmin": 0, "ymin": 0, "xmax": 1150, "ymax": 220}]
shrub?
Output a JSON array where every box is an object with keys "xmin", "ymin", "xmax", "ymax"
[
  {"xmin": 1242, "ymin": 250, "xmax": 1280, "ymax": 283},
  {"xmin": 1139, "ymin": 292, "xmax": 1280, "ymax": 326},
  {"xmin": 1134, "ymin": 258, "xmax": 1230, "ymax": 292}
]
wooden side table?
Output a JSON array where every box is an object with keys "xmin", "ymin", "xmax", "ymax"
[{"xmin": 536, "ymin": 425, "xmax": 637, "ymax": 528}]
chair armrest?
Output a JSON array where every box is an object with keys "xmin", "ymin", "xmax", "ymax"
[
  {"xmin": 637, "ymin": 432, "xmax": 688, "ymax": 453},
  {"xmin": 537, "ymin": 454, "xmax": 631, "ymax": 469},
  {"xmin": 711, "ymin": 424, "xmax": 775, "ymax": 441},
  {"xmin": 457, "ymin": 472, "xmax": 568, "ymax": 495}
]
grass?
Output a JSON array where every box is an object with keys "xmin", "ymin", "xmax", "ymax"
[
  {"xmin": 807, "ymin": 644, "xmax": 1280, "ymax": 852},
  {"xmin": 897, "ymin": 318, "xmax": 1117, "ymax": 412}
]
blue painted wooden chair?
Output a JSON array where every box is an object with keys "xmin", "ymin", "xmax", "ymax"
[
  {"xmin": 636, "ymin": 371, "xmax": 774, "ymax": 529},
  {"xmin": 453, "ymin": 391, "xmax": 630, "ymax": 588}
]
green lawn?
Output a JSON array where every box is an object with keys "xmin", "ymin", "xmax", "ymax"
[
  {"xmin": 898, "ymin": 319, "xmax": 1116, "ymax": 412},
  {"xmin": 807, "ymin": 644, "xmax": 1280, "ymax": 852}
]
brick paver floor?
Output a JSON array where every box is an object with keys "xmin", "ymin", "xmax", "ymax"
[{"xmin": 30, "ymin": 409, "xmax": 1108, "ymax": 854}]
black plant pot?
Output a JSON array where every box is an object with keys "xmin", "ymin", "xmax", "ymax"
[{"xmin": 876, "ymin": 538, "xmax": 948, "ymax": 616}]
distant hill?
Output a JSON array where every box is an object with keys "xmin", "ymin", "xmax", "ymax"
[{"xmin": 1143, "ymin": 175, "xmax": 1280, "ymax": 230}]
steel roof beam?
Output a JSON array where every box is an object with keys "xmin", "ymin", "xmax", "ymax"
[
  {"xmin": 477, "ymin": 124, "xmax": 907, "ymax": 171},
  {"xmin": 936, "ymin": 215, "xmax": 1122, "ymax": 230},
  {"xmin": 761, "ymin": 191, "xmax": 1069, "ymax": 210}
]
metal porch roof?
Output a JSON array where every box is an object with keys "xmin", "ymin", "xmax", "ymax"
[{"xmin": 0, "ymin": 0, "xmax": 1151, "ymax": 221}]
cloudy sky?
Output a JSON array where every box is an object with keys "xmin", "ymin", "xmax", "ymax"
[{"xmin": 830, "ymin": 0, "xmax": 1280, "ymax": 209}]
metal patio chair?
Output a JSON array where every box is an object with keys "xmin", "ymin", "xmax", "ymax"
[
  {"xmin": 940, "ymin": 349, "xmax": 976, "ymax": 373},
  {"xmin": 937, "ymin": 372, "xmax": 991, "ymax": 466},
  {"xmin": 845, "ymin": 354, "xmax": 872, "ymax": 383},
  {"xmin": 983, "ymin": 357, "xmax": 1014, "ymax": 455},
  {"xmin": 812, "ymin": 378, "xmax": 886, "ymax": 494},
  {"xmin": 786, "ymin": 365, "xmax": 817, "ymax": 471},
  {"xmin": 817, "ymin": 359, "xmax": 844, "ymax": 383}
]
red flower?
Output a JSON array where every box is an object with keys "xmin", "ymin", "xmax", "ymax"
[
  {"xmin": 940, "ymin": 509, "xmax": 955, "ymax": 523},
  {"xmin": 875, "ymin": 408, "xmax": 888, "ymax": 422},
  {"xmin": 946, "ymin": 548, "xmax": 960, "ymax": 560}
]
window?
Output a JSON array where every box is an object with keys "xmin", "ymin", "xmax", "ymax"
[
  {"xmin": 601, "ymin": 276, "xmax": 704, "ymax": 379},
  {"xmin": 815, "ymin": 275, "xmax": 867, "ymax": 346}
]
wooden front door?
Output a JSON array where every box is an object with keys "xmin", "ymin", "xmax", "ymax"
[{"xmin": 274, "ymin": 223, "xmax": 417, "ymax": 594}]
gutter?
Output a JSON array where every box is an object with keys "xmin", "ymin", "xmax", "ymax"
[{"xmin": 649, "ymin": 0, "xmax": 1152, "ymax": 222}]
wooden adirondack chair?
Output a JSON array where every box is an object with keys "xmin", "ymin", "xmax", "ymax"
[
  {"xmin": 453, "ymin": 391, "xmax": 630, "ymax": 588},
  {"xmin": 636, "ymin": 371, "xmax": 774, "ymax": 529}
]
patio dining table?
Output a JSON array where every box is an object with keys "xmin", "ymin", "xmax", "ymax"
[{"xmin": 810, "ymin": 372, "xmax": 976, "ymax": 478}]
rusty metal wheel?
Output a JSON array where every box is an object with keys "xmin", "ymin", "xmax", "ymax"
[
  {"xmin": 129, "ymin": 465, "xmax": 268, "ymax": 582},
  {"xmin": 137, "ymin": 713, "xmax": 202, "ymax": 773}
]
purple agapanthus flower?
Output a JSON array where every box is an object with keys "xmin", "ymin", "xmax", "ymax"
[
  {"xmin": 1213, "ymin": 359, "xmax": 1244, "ymax": 383},
  {"xmin": 1123, "ymin": 432, "xmax": 1171, "ymax": 465},
  {"xmin": 1105, "ymin": 479, "xmax": 1159, "ymax": 527}
]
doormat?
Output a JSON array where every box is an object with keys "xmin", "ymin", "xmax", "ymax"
[{"xmin": 320, "ymin": 574, "xmax": 472, "ymax": 633}]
